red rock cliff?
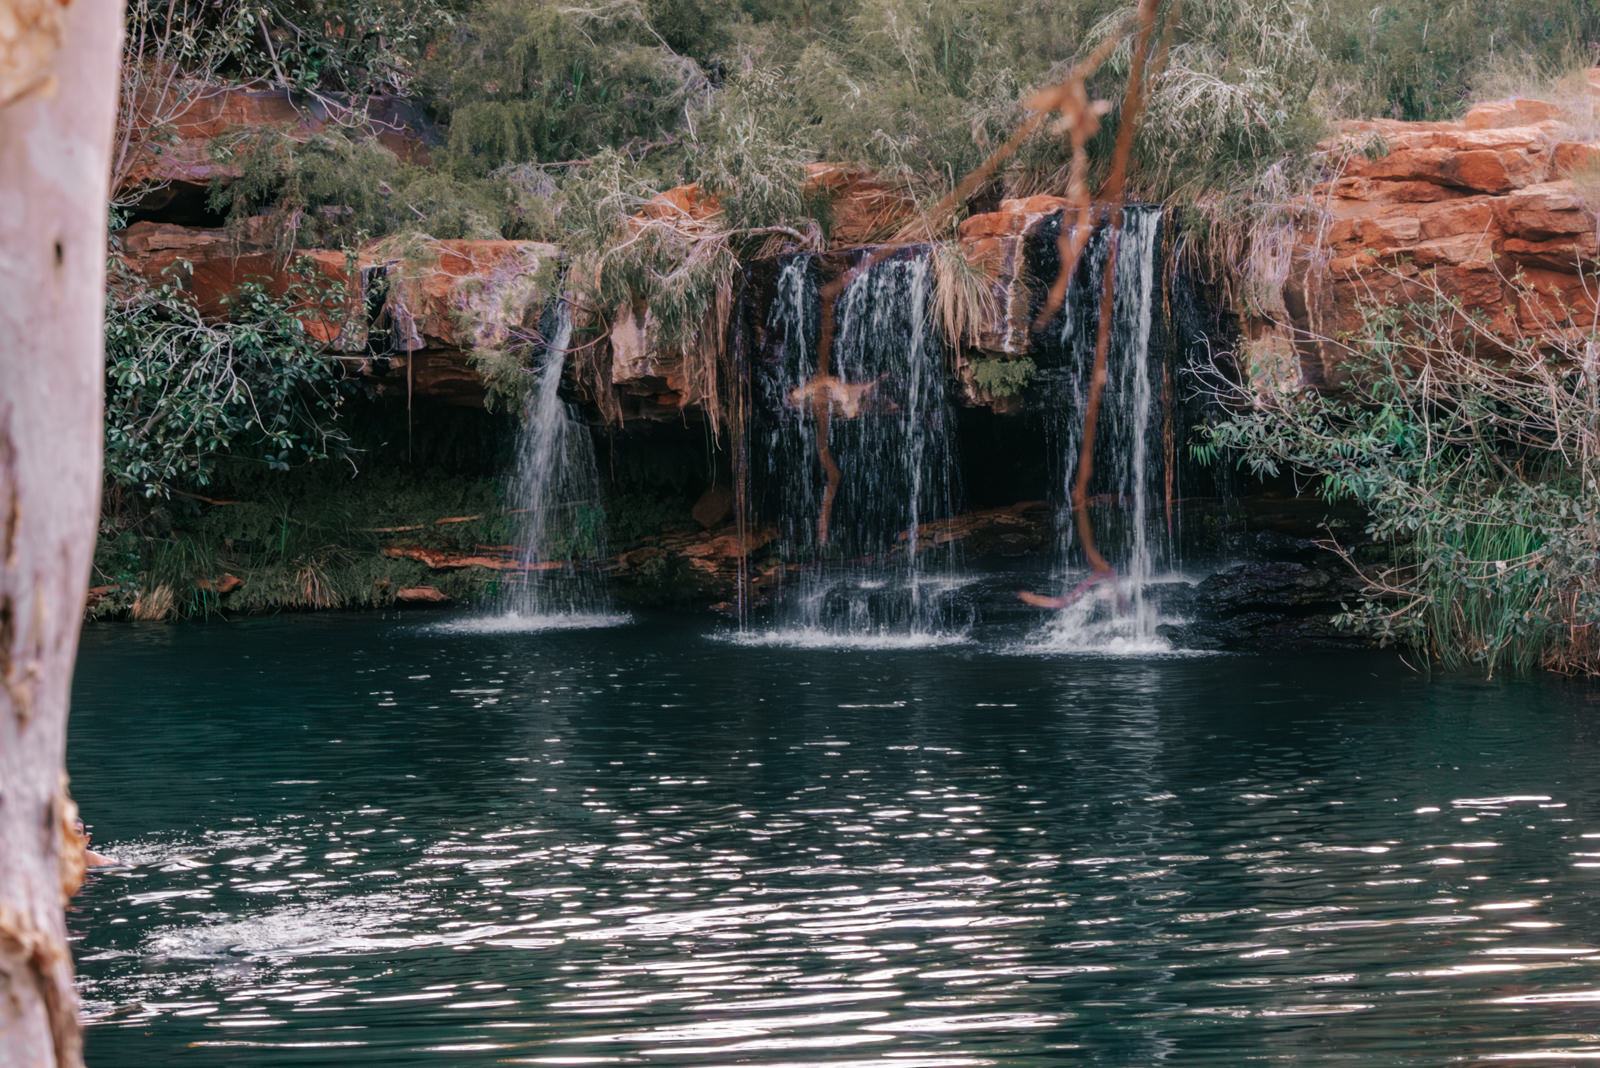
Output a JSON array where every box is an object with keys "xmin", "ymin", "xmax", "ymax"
[{"xmin": 1254, "ymin": 74, "xmax": 1600, "ymax": 391}]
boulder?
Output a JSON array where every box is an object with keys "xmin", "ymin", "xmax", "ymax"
[
  {"xmin": 1462, "ymin": 98, "xmax": 1564, "ymax": 130},
  {"xmin": 395, "ymin": 585, "xmax": 452, "ymax": 604},
  {"xmin": 691, "ymin": 486, "xmax": 735, "ymax": 529}
]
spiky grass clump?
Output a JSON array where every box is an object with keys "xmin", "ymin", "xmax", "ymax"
[{"xmin": 931, "ymin": 239, "xmax": 1001, "ymax": 352}]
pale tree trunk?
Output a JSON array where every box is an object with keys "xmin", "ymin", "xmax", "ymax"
[{"xmin": 0, "ymin": 1, "xmax": 123, "ymax": 1065}]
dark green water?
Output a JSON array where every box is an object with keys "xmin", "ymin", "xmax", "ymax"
[{"xmin": 67, "ymin": 612, "xmax": 1600, "ymax": 1065}]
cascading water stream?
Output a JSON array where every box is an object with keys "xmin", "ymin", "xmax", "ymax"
[
  {"xmin": 740, "ymin": 248, "xmax": 973, "ymax": 647},
  {"xmin": 1030, "ymin": 206, "xmax": 1183, "ymax": 652},
  {"xmin": 463, "ymin": 300, "xmax": 627, "ymax": 633}
]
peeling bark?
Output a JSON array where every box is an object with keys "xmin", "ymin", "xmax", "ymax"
[{"xmin": 0, "ymin": 1, "xmax": 124, "ymax": 1065}]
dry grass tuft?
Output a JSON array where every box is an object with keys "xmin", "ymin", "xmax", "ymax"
[
  {"xmin": 1569, "ymin": 160, "xmax": 1600, "ymax": 215},
  {"xmin": 130, "ymin": 584, "xmax": 175, "ymax": 621},
  {"xmin": 296, "ymin": 563, "xmax": 340, "ymax": 609},
  {"xmin": 1472, "ymin": 53, "xmax": 1600, "ymax": 141},
  {"xmin": 931, "ymin": 240, "xmax": 999, "ymax": 351}
]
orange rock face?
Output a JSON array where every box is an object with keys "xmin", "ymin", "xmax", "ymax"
[
  {"xmin": 118, "ymin": 83, "xmax": 434, "ymax": 207},
  {"xmin": 369, "ymin": 238, "xmax": 562, "ymax": 407},
  {"xmin": 803, "ymin": 163, "xmax": 917, "ymax": 245},
  {"xmin": 955, "ymin": 195, "xmax": 1082, "ymax": 362},
  {"xmin": 383, "ymin": 239, "xmax": 560, "ymax": 351},
  {"xmin": 1276, "ymin": 89, "xmax": 1600, "ymax": 388},
  {"xmin": 115, "ymin": 221, "xmax": 565, "ymax": 405},
  {"xmin": 118, "ymin": 221, "xmax": 364, "ymax": 349}
]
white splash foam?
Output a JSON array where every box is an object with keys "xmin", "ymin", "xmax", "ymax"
[
  {"xmin": 426, "ymin": 611, "xmax": 632, "ymax": 636},
  {"xmin": 719, "ymin": 627, "xmax": 971, "ymax": 651},
  {"xmin": 1008, "ymin": 581, "xmax": 1209, "ymax": 657},
  {"xmin": 144, "ymin": 898, "xmax": 419, "ymax": 961}
]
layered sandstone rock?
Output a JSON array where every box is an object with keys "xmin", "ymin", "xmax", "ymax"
[
  {"xmin": 360, "ymin": 239, "xmax": 562, "ymax": 407},
  {"xmin": 112, "ymin": 70, "xmax": 1600, "ymax": 416},
  {"xmin": 116, "ymin": 220, "xmax": 362, "ymax": 349},
  {"xmin": 801, "ymin": 163, "xmax": 917, "ymax": 245},
  {"xmin": 958, "ymin": 194, "xmax": 1075, "ymax": 357},
  {"xmin": 1269, "ymin": 75, "xmax": 1600, "ymax": 389},
  {"xmin": 115, "ymin": 221, "xmax": 568, "ymax": 406},
  {"xmin": 629, "ymin": 166, "xmax": 915, "ymax": 242},
  {"xmin": 382, "ymin": 239, "xmax": 559, "ymax": 351}
]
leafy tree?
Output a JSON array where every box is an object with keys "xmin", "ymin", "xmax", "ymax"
[
  {"xmin": 1199, "ymin": 281, "xmax": 1600, "ymax": 677},
  {"xmin": 103, "ymin": 255, "xmax": 351, "ymax": 502}
]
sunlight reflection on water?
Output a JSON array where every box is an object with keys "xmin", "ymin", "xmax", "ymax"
[
  {"xmin": 426, "ymin": 610, "xmax": 633, "ymax": 635},
  {"xmin": 65, "ymin": 614, "xmax": 1600, "ymax": 1065}
]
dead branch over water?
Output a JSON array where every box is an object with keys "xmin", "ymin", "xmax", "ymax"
[
  {"xmin": 806, "ymin": 5, "xmax": 1179, "ymax": 553},
  {"xmin": 1058, "ymin": 0, "xmax": 1179, "ymax": 593}
]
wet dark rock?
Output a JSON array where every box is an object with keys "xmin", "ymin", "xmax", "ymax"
[
  {"xmin": 1164, "ymin": 560, "xmax": 1373, "ymax": 651},
  {"xmin": 1147, "ymin": 580, "xmax": 1198, "ymax": 617},
  {"xmin": 1160, "ymin": 613, "xmax": 1369, "ymax": 651},
  {"xmin": 1236, "ymin": 529, "xmax": 1328, "ymax": 563},
  {"xmin": 1195, "ymin": 560, "xmax": 1363, "ymax": 612},
  {"xmin": 909, "ymin": 501, "xmax": 1051, "ymax": 557}
]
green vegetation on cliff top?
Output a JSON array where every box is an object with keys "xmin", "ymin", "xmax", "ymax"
[{"xmin": 141, "ymin": 0, "xmax": 1600, "ymax": 250}]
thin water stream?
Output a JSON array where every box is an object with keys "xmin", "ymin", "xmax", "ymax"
[
  {"xmin": 1035, "ymin": 206, "xmax": 1180, "ymax": 653},
  {"xmin": 486, "ymin": 299, "xmax": 625, "ymax": 633},
  {"xmin": 69, "ymin": 611, "xmax": 1600, "ymax": 1065}
]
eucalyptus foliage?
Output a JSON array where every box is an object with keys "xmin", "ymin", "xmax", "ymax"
[
  {"xmin": 1198, "ymin": 289, "xmax": 1600, "ymax": 677},
  {"xmin": 104, "ymin": 258, "xmax": 350, "ymax": 501}
]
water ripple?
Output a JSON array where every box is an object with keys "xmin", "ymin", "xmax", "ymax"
[{"xmin": 66, "ymin": 616, "xmax": 1600, "ymax": 1064}]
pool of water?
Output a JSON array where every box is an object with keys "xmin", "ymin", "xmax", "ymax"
[{"xmin": 68, "ymin": 609, "xmax": 1600, "ymax": 1065}]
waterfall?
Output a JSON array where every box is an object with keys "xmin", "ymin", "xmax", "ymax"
[
  {"xmin": 741, "ymin": 247, "xmax": 973, "ymax": 647},
  {"xmin": 474, "ymin": 300, "xmax": 626, "ymax": 632},
  {"xmin": 1031, "ymin": 206, "xmax": 1182, "ymax": 652}
]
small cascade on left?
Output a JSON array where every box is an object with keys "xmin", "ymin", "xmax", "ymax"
[{"xmin": 470, "ymin": 299, "xmax": 628, "ymax": 633}]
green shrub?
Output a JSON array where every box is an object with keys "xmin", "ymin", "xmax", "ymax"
[
  {"xmin": 103, "ymin": 256, "xmax": 350, "ymax": 502},
  {"xmin": 970, "ymin": 356, "xmax": 1036, "ymax": 399},
  {"xmin": 1198, "ymin": 281, "xmax": 1600, "ymax": 677}
]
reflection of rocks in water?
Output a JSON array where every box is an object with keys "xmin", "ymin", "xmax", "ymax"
[{"xmin": 1160, "ymin": 560, "xmax": 1370, "ymax": 651}]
